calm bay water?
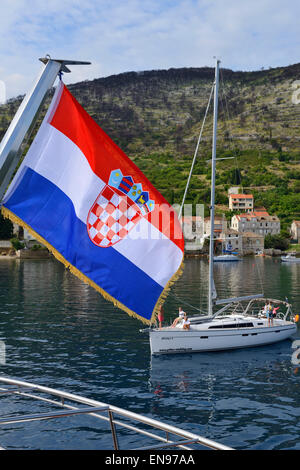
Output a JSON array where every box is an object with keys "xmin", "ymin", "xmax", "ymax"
[{"xmin": 0, "ymin": 256, "xmax": 299, "ymax": 450}]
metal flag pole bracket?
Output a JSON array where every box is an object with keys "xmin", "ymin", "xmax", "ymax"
[
  {"xmin": 0, "ymin": 56, "xmax": 91, "ymax": 202},
  {"xmin": 39, "ymin": 56, "xmax": 91, "ymax": 73}
]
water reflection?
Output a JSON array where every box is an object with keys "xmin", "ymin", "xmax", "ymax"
[
  {"xmin": 149, "ymin": 340, "xmax": 297, "ymax": 393},
  {"xmin": 149, "ymin": 340, "xmax": 300, "ymax": 450}
]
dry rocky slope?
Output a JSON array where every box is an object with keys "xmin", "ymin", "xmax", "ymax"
[{"xmin": 1, "ymin": 63, "xmax": 300, "ymax": 226}]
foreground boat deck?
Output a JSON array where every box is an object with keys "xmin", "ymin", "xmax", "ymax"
[{"xmin": 0, "ymin": 376, "xmax": 233, "ymax": 450}]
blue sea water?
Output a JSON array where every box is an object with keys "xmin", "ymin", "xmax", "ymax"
[{"xmin": 0, "ymin": 256, "xmax": 299, "ymax": 450}]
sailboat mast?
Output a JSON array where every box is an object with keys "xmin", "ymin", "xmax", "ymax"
[{"xmin": 208, "ymin": 59, "xmax": 220, "ymax": 316}]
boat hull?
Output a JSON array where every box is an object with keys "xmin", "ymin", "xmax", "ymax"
[
  {"xmin": 149, "ymin": 323, "xmax": 297, "ymax": 355},
  {"xmin": 213, "ymin": 255, "xmax": 241, "ymax": 262},
  {"xmin": 281, "ymin": 258, "xmax": 300, "ymax": 263}
]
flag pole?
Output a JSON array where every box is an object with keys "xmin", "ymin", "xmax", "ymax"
[{"xmin": 0, "ymin": 57, "xmax": 90, "ymax": 201}]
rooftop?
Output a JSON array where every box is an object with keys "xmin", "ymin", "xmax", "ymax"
[
  {"xmin": 235, "ymin": 212, "xmax": 279, "ymax": 222},
  {"xmin": 229, "ymin": 194, "xmax": 253, "ymax": 199}
]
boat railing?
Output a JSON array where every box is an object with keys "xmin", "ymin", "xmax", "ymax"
[
  {"xmin": 228, "ymin": 297, "xmax": 294, "ymax": 321},
  {"xmin": 178, "ymin": 297, "xmax": 294, "ymax": 325},
  {"xmin": 0, "ymin": 377, "xmax": 233, "ymax": 451}
]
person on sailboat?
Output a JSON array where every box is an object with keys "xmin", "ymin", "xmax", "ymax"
[
  {"xmin": 267, "ymin": 303, "xmax": 274, "ymax": 326},
  {"xmin": 171, "ymin": 308, "xmax": 186, "ymax": 327},
  {"xmin": 182, "ymin": 312, "xmax": 190, "ymax": 330},
  {"xmin": 272, "ymin": 306, "xmax": 280, "ymax": 317},
  {"xmin": 262, "ymin": 303, "xmax": 268, "ymax": 316},
  {"xmin": 157, "ymin": 305, "xmax": 164, "ymax": 329}
]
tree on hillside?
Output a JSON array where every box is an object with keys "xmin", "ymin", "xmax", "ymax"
[
  {"xmin": 231, "ymin": 169, "xmax": 242, "ymax": 185},
  {"xmin": 264, "ymin": 233, "xmax": 289, "ymax": 251},
  {"xmin": 0, "ymin": 213, "xmax": 13, "ymax": 239}
]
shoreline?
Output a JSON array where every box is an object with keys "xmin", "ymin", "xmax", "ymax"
[
  {"xmin": 0, "ymin": 253, "xmax": 294, "ymax": 260},
  {"xmin": 0, "ymin": 250, "xmax": 50, "ymax": 260}
]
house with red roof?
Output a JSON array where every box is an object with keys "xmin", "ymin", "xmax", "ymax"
[
  {"xmin": 229, "ymin": 193, "xmax": 253, "ymax": 212},
  {"xmin": 231, "ymin": 210, "xmax": 280, "ymax": 236}
]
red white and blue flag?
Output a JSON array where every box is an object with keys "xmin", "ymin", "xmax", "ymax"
[{"xmin": 2, "ymin": 82, "xmax": 184, "ymax": 324}]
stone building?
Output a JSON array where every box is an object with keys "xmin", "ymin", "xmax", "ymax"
[
  {"xmin": 216, "ymin": 228, "xmax": 242, "ymax": 254},
  {"xmin": 231, "ymin": 210, "xmax": 280, "ymax": 236},
  {"xmin": 241, "ymin": 232, "xmax": 264, "ymax": 255}
]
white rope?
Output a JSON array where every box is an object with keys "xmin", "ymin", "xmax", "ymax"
[
  {"xmin": 178, "ymin": 82, "xmax": 214, "ymax": 220},
  {"xmin": 169, "ymin": 292, "xmax": 207, "ymax": 314}
]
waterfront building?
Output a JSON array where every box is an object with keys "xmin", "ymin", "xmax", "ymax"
[
  {"xmin": 216, "ymin": 228, "xmax": 242, "ymax": 254},
  {"xmin": 231, "ymin": 210, "xmax": 280, "ymax": 237},
  {"xmin": 241, "ymin": 232, "xmax": 264, "ymax": 255}
]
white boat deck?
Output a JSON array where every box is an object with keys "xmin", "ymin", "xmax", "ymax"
[{"xmin": 157, "ymin": 312, "xmax": 293, "ymax": 330}]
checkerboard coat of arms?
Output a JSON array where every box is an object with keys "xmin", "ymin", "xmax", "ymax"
[{"xmin": 87, "ymin": 169, "xmax": 155, "ymax": 247}]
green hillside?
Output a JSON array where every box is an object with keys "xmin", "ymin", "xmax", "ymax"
[{"xmin": 0, "ymin": 63, "xmax": 300, "ymax": 230}]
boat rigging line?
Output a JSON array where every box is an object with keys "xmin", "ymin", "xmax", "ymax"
[{"xmin": 219, "ymin": 68, "xmax": 265, "ymax": 296}]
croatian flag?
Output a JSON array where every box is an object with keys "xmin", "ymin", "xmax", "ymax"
[{"xmin": 2, "ymin": 81, "xmax": 184, "ymax": 324}]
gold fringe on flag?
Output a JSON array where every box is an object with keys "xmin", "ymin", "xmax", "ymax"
[{"xmin": 1, "ymin": 206, "xmax": 184, "ymax": 326}]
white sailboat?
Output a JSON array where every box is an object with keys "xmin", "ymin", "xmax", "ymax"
[
  {"xmin": 213, "ymin": 239, "xmax": 241, "ymax": 262},
  {"xmin": 213, "ymin": 254, "xmax": 240, "ymax": 261},
  {"xmin": 149, "ymin": 59, "xmax": 298, "ymax": 355}
]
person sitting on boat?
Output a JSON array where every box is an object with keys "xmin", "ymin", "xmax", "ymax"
[
  {"xmin": 182, "ymin": 313, "xmax": 190, "ymax": 330},
  {"xmin": 171, "ymin": 307, "xmax": 186, "ymax": 327}
]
